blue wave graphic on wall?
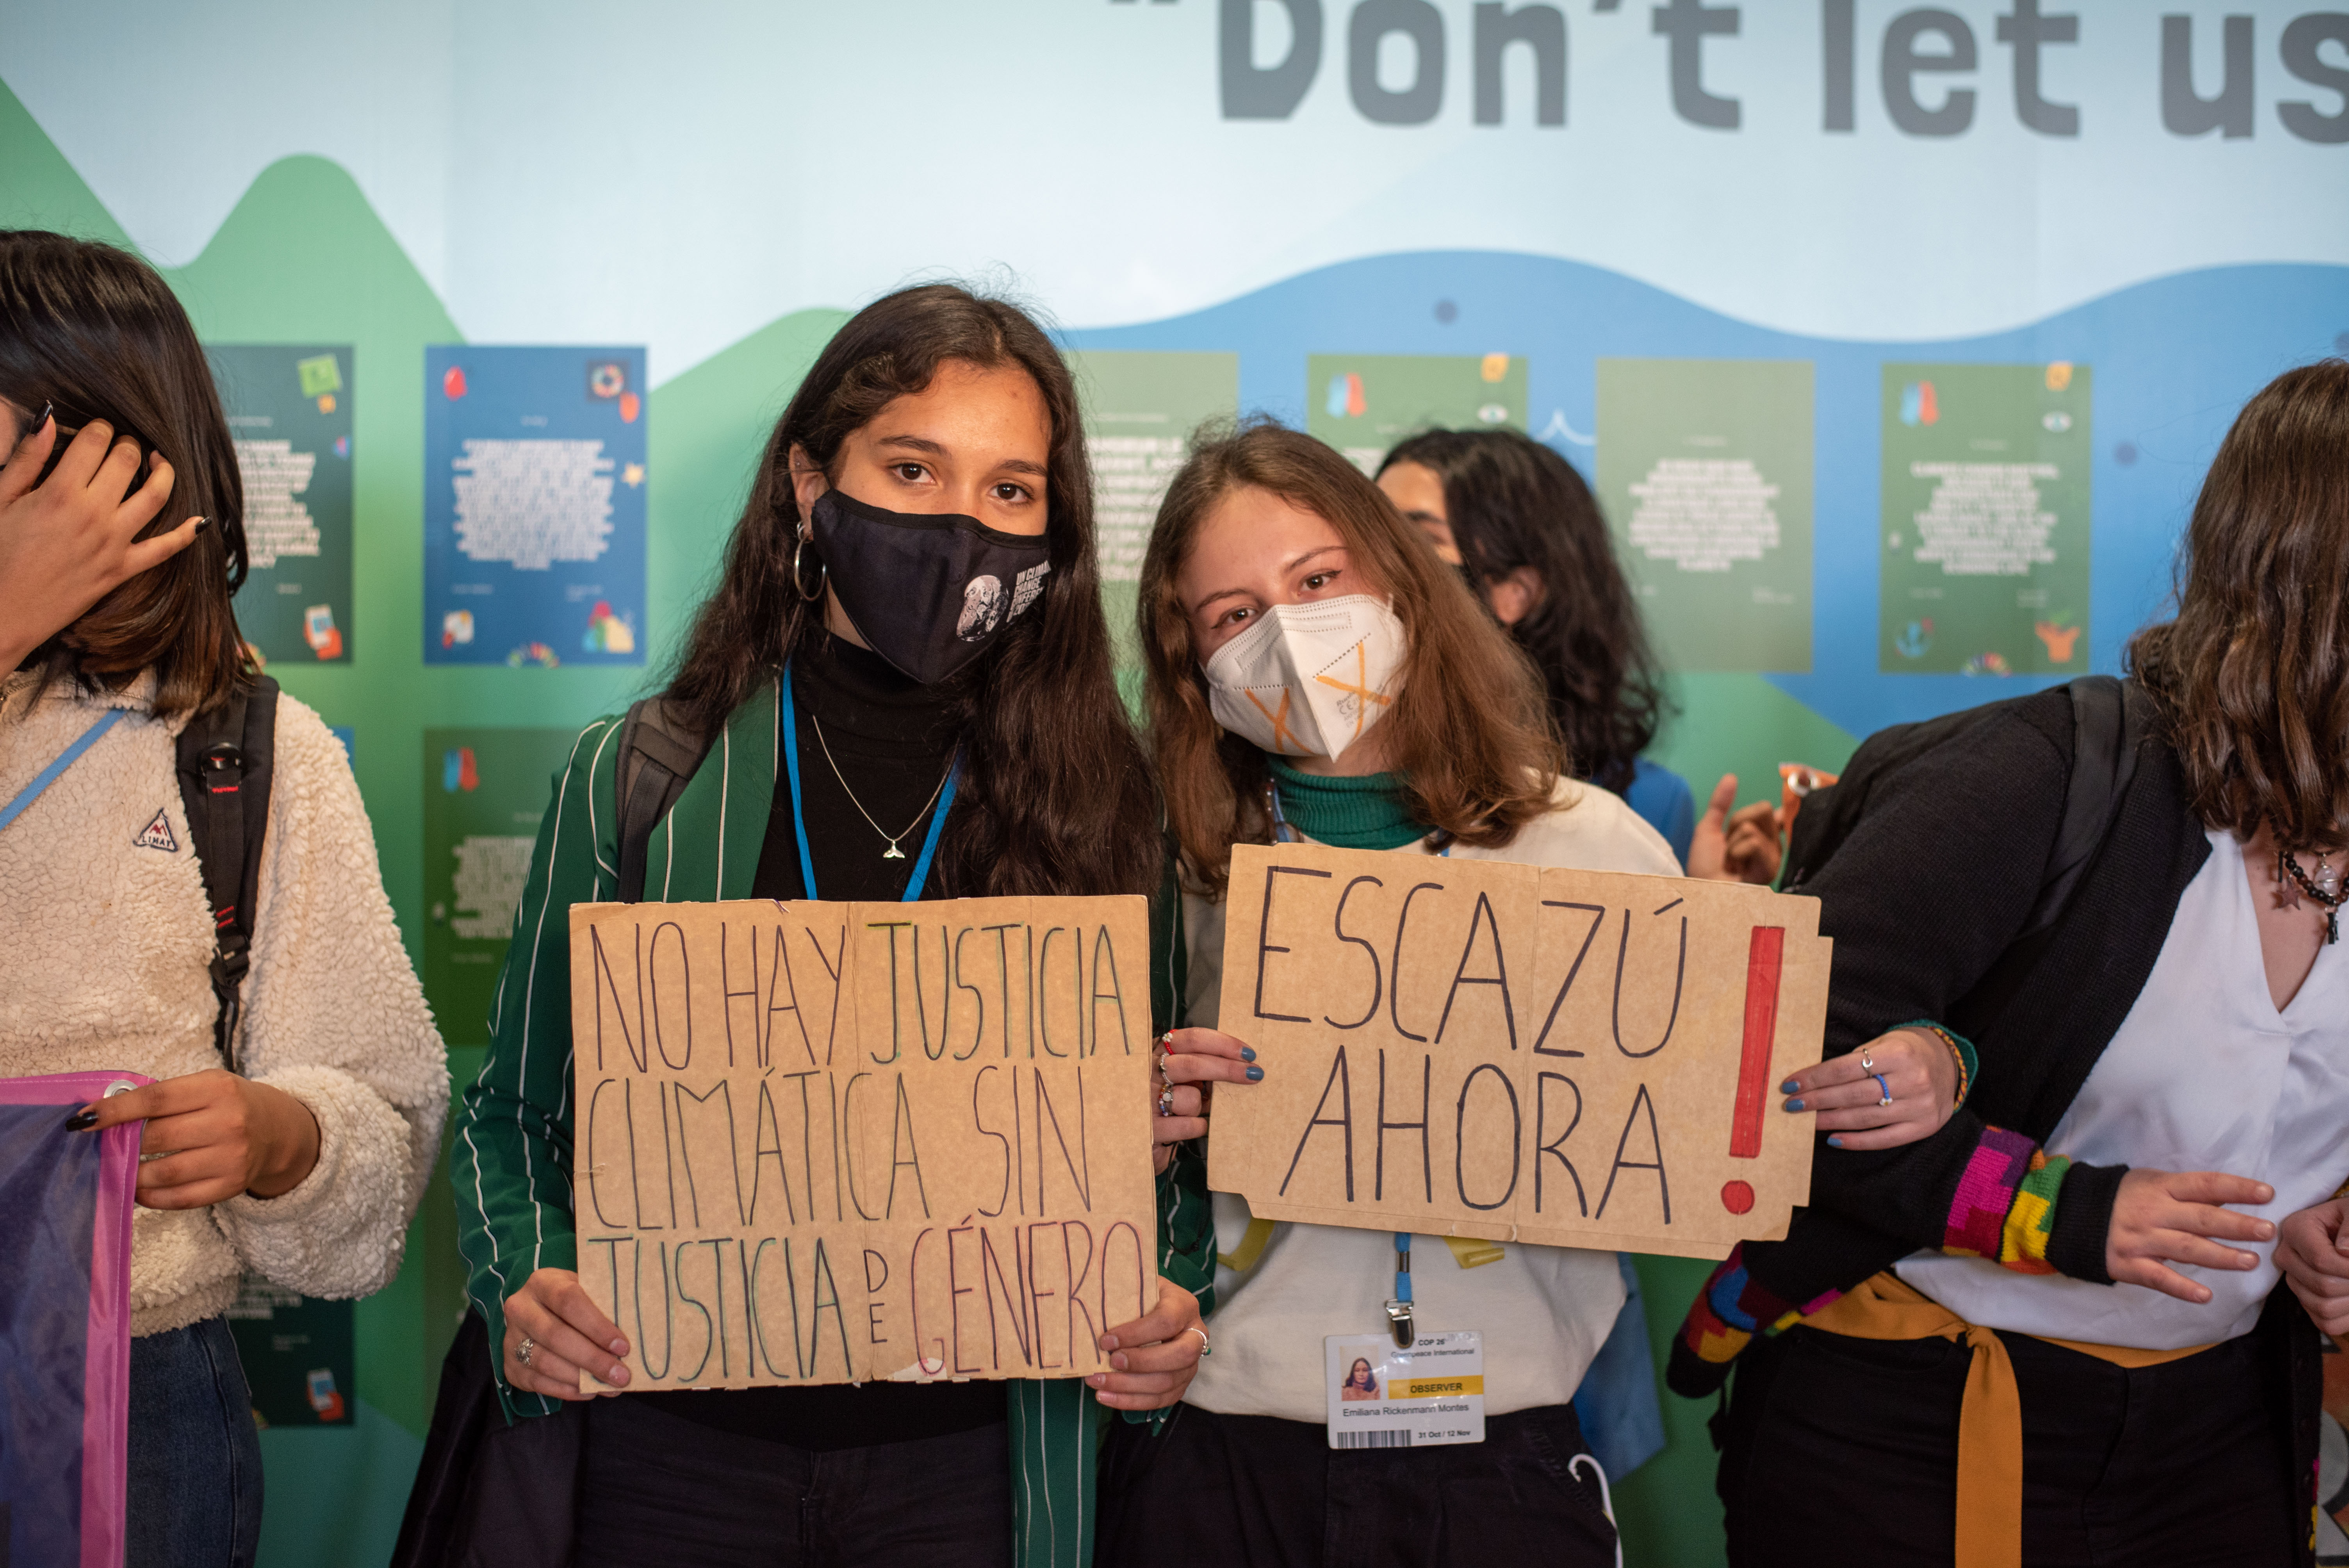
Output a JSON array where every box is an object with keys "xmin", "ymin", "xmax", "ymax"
[{"xmin": 1064, "ymin": 253, "xmax": 2349, "ymax": 742}]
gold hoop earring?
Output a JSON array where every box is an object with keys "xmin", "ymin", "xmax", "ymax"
[{"xmin": 792, "ymin": 533, "xmax": 827, "ymax": 603}]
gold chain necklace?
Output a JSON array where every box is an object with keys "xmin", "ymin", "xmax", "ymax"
[{"xmin": 810, "ymin": 716, "xmax": 954, "ymax": 860}]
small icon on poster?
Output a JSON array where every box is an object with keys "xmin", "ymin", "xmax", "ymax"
[
  {"xmin": 443, "ymin": 747, "xmax": 479, "ymax": 793},
  {"xmin": 305, "ymin": 1367, "xmax": 346, "ymax": 1422},
  {"xmin": 583, "ymin": 600, "xmax": 636, "ymax": 655},
  {"xmin": 442, "ymin": 609, "xmax": 474, "ymax": 648},
  {"xmin": 588, "ymin": 360, "xmax": 627, "ymax": 401},
  {"xmin": 302, "ymin": 604, "xmax": 342, "ymax": 659},
  {"xmin": 296, "ymin": 353, "xmax": 342, "ymax": 399}
]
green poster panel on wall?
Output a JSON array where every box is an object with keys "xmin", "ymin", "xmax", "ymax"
[
  {"xmin": 210, "ymin": 345, "xmax": 355, "ymax": 664},
  {"xmin": 421, "ymin": 727, "xmax": 579, "ymax": 1047},
  {"xmin": 225, "ymin": 1276, "xmax": 355, "ymax": 1428},
  {"xmin": 1878, "ymin": 363, "xmax": 2092, "ymax": 675},
  {"xmin": 1069, "ymin": 350, "xmax": 1240, "ymax": 587},
  {"xmin": 1596, "ymin": 359, "xmax": 1814, "ymax": 674},
  {"xmin": 1306, "ymin": 353, "xmax": 1527, "ymax": 477}
]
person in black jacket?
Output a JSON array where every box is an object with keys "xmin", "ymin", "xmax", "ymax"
[{"xmin": 1674, "ymin": 359, "xmax": 2349, "ymax": 1568}]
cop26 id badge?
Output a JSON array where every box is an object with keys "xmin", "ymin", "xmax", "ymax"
[{"xmin": 1324, "ymin": 1330, "xmax": 1486, "ymax": 1449}]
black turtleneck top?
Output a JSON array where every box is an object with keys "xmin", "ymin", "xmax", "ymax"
[{"xmin": 635, "ymin": 633, "xmax": 1007, "ymax": 1447}]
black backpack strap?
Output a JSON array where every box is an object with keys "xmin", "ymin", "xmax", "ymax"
[
  {"xmin": 2019, "ymin": 675, "xmax": 2148, "ymax": 937},
  {"xmin": 614, "ymin": 696, "xmax": 713, "ymax": 905},
  {"xmin": 176, "ymin": 676, "xmax": 279, "ymax": 1073}
]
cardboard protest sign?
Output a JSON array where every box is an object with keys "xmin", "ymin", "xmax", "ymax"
[
  {"xmin": 568, "ymin": 896, "xmax": 1159, "ymax": 1391},
  {"xmin": 1207, "ymin": 844, "xmax": 1828, "ymax": 1261}
]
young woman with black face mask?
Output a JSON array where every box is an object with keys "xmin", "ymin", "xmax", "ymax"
[{"xmin": 448, "ymin": 285, "xmax": 1220, "ymax": 1568}]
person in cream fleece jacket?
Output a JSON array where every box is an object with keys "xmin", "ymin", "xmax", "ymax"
[
  {"xmin": 0, "ymin": 228, "xmax": 445, "ymax": 1568},
  {"xmin": 0, "ymin": 671, "xmax": 447, "ymax": 1333}
]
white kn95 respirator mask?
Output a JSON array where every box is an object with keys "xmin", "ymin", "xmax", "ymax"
[{"xmin": 1202, "ymin": 595, "xmax": 1407, "ymax": 761}]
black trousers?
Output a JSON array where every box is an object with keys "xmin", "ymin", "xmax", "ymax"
[
  {"xmin": 1717, "ymin": 1324, "xmax": 2299, "ymax": 1568},
  {"xmin": 575, "ymin": 1395, "xmax": 1011, "ymax": 1568},
  {"xmin": 1097, "ymin": 1401, "xmax": 1617, "ymax": 1568}
]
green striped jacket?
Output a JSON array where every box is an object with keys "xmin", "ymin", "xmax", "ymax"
[{"xmin": 451, "ymin": 678, "xmax": 1217, "ymax": 1568}]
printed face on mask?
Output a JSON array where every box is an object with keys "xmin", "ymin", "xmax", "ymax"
[
  {"xmin": 792, "ymin": 360, "xmax": 1055, "ymax": 684},
  {"xmin": 1178, "ymin": 485, "xmax": 1407, "ymax": 762}
]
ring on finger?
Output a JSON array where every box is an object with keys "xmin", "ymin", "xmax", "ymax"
[
  {"xmin": 1184, "ymin": 1324, "xmax": 1211, "ymax": 1357},
  {"xmin": 517, "ymin": 1335, "xmax": 536, "ymax": 1368},
  {"xmin": 1859, "ymin": 1049, "xmax": 1875, "ymax": 1073},
  {"xmin": 1157, "ymin": 1083, "xmax": 1176, "ymax": 1118},
  {"xmin": 1873, "ymin": 1073, "xmax": 1893, "ymax": 1108}
]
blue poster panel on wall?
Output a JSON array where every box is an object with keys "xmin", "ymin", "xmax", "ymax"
[{"xmin": 422, "ymin": 345, "xmax": 647, "ymax": 666}]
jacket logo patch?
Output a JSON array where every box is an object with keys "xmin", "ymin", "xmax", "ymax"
[{"xmin": 134, "ymin": 809, "xmax": 178, "ymax": 852}]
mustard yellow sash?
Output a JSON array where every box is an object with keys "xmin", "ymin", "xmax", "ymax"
[{"xmin": 1805, "ymin": 1272, "xmax": 2212, "ymax": 1568}]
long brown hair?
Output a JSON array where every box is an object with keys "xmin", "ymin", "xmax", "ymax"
[
  {"xmin": 2130, "ymin": 359, "xmax": 2349, "ymax": 850},
  {"xmin": 1141, "ymin": 419, "xmax": 1562, "ymax": 896},
  {"xmin": 1381, "ymin": 428, "xmax": 1670, "ymax": 795},
  {"xmin": 665, "ymin": 283, "xmax": 1158, "ymax": 898},
  {"xmin": 0, "ymin": 231, "xmax": 249, "ymax": 716}
]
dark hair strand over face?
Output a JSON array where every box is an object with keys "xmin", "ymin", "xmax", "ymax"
[{"xmin": 0, "ymin": 230, "xmax": 250, "ymax": 715}]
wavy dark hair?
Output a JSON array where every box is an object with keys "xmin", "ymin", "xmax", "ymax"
[
  {"xmin": 1142, "ymin": 419, "xmax": 1562, "ymax": 897},
  {"xmin": 2129, "ymin": 359, "xmax": 2349, "ymax": 850},
  {"xmin": 665, "ymin": 283, "xmax": 1158, "ymax": 898},
  {"xmin": 1380, "ymin": 428, "xmax": 1668, "ymax": 793},
  {"xmin": 0, "ymin": 231, "xmax": 249, "ymax": 715}
]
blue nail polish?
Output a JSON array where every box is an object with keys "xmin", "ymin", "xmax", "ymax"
[
  {"xmin": 1783, "ymin": 1098, "xmax": 1804, "ymax": 1112},
  {"xmin": 1827, "ymin": 1135, "xmax": 1845, "ymax": 1147},
  {"xmin": 1780, "ymin": 1080, "xmax": 1799, "ymax": 1094},
  {"xmin": 1246, "ymin": 1065, "xmax": 1264, "ymax": 1082},
  {"xmin": 1240, "ymin": 1047, "xmax": 1257, "ymax": 1062}
]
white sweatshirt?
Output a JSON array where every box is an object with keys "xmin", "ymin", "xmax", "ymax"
[
  {"xmin": 1181, "ymin": 777, "xmax": 1681, "ymax": 1424},
  {"xmin": 0, "ymin": 671, "xmax": 447, "ymax": 1336}
]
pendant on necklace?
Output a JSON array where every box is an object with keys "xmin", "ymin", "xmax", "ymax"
[
  {"xmin": 2319, "ymin": 858, "xmax": 2342, "ymax": 901},
  {"xmin": 883, "ymin": 841, "xmax": 907, "ymax": 861}
]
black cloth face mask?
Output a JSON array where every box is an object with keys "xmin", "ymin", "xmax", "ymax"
[{"xmin": 809, "ymin": 486, "xmax": 1053, "ymax": 685}]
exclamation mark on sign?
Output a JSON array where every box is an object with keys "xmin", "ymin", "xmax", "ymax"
[{"xmin": 1721, "ymin": 926, "xmax": 1785, "ymax": 1215}]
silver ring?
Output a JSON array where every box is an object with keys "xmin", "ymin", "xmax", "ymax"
[
  {"xmin": 1183, "ymin": 1324, "xmax": 1211, "ymax": 1357},
  {"xmin": 1873, "ymin": 1073, "xmax": 1893, "ymax": 1107},
  {"xmin": 516, "ymin": 1335, "xmax": 536, "ymax": 1368},
  {"xmin": 1859, "ymin": 1049, "xmax": 1875, "ymax": 1073}
]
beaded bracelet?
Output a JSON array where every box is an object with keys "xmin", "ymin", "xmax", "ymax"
[{"xmin": 1897, "ymin": 1019, "xmax": 1977, "ymax": 1110}]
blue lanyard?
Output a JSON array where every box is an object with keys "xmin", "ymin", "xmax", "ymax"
[
  {"xmin": 779, "ymin": 660, "xmax": 957, "ymax": 903},
  {"xmin": 0, "ymin": 709, "xmax": 125, "ymax": 835},
  {"xmin": 1268, "ymin": 778, "xmax": 1422, "ymax": 1342}
]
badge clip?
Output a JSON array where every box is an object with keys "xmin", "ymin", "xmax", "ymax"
[{"xmin": 1383, "ymin": 1297, "xmax": 1415, "ymax": 1349}]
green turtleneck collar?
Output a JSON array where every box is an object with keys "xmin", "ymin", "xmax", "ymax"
[{"xmin": 1265, "ymin": 756, "xmax": 1426, "ymax": 851}]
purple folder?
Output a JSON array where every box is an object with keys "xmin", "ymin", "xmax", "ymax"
[{"xmin": 0, "ymin": 1071, "xmax": 148, "ymax": 1568}]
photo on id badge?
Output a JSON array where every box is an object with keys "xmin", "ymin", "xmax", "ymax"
[{"xmin": 1324, "ymin": 1331, "xmax": 1485, "ymax": 1450}]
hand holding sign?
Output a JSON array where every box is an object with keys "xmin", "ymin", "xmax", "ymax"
[
  {"xmin": 1207, "ymin": 844, "xmax": 1829, "ymax": 1259},
  {"xmin": 568, "ymin": 894, "xmax": 1162, "ymax": 1391}
]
